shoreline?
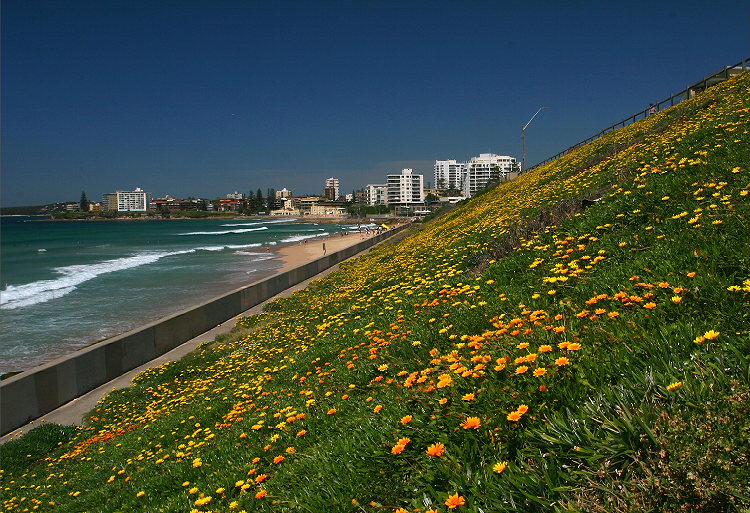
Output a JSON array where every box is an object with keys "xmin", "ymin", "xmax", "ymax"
[
  {"xmin": 0, "ymin": 228, "xmax": 383, "ymax": 378},
  {"xmin": 0, "ymin": 225, "xmax": 403, "ymax": 441}
]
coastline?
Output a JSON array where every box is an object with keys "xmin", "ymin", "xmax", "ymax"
[{"xmin": 0, "ymin": 225, "xmax": 399, "ymax": 441}]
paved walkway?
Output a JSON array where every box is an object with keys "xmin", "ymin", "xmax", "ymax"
[{"xmin": 0, "ymin": 246, "xmax": 375, "ymax": 444}]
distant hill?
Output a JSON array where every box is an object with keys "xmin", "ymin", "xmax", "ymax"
[{"xmin": 0, "ymin": 205, "xmax": 46, "ymax": 216}]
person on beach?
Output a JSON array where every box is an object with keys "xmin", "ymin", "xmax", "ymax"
[{"xmin": 323, "ymin": 242, "xmax": 327, "ymax": 255}]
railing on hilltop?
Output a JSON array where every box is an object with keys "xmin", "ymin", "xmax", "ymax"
[{"xmin": 524, "ymin": 58, "xmax": 749, "ymax": 173}]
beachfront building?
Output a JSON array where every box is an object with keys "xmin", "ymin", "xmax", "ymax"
[
  {"xmin": 387, "ymin": 169, "xmax": 424, "ymax": 208},
  {"xmin": 310, "ymin": 204, "xmax": 347, "ymax": 216},
  {"xmin": 152, "ymin": 196, "xmax": 207, "ymax": 211},
  {"xmin": 365, "ymin": 184, "xmax": 388, "ymax": 206},
  {"xmin": 434, "ymin": 159, "xmax": 465, "ymax": 192},
  {"xmin": 324, "ymin": 177, "xmax": 340, "ymax": 200},
  {"xmin": 275, "ymin": 188, "xmax": 293, "ymax": 199},
  {"xmin": 462, "ymin": 154, "xmax": 517, "ymax": 197},
  {"xmin": 103, "ymin": 187, "xmax": 151, "ymax": 212},
  {"xmin": 226, "ymin": 191, "xmax": 245, "ymax": 200}
]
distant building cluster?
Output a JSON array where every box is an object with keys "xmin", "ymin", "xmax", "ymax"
[{"xmin": 59, "ymin": 152, "xmax": 518, "ymax": 217}]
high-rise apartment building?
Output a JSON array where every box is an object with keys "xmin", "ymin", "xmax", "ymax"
[
  {"xmin": 324, "ymin": 177, "xmax": 340, "ymax": 200},
  {"xmin": 434, "ymin": 159, "xmax": 465, "ymax": 191},
  {"xmin": 386, "ymin": 169, "xmax": 424, "ymax": 207},
  {"xmin": 462, "ymin": 154, "xmax": 517, "ymax": 197},
  {"xmin": 365, "ymin": 184, "xmax": 388, "ymax": 206},
  {"xmin": 103, "ymin": 187, "xmax": 151, "ymax": 212}
]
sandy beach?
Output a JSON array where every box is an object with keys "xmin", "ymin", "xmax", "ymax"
[{"xmin": 274, "ymin": 229, "xmax": 379, "ymax": 272}]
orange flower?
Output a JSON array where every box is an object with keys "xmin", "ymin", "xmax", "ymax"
[
  {"xmin": 296, "ymin": 430, "xmax": 307, "ymax": 437},
  {"xmin": 566, "ymin": 343, "xmax": 581, "ymax": 351},
  {"xmin": 515, "ymin": 365, "xmax": 529, "ymax": 375},
  {"xmin": 533, "ymin": 367, "xmax": 547, "ymax": 377},
  {"xmin": 391, "ymin": 444, "xmax": 406, "ymax": 455},
  {"xmin": 255, "ymin": 474, "xmax": 268, "ymax": 483},
  {"xmin": 273, "ymin": 455, "xmax": 285, "ymax": 464},
  {"xmin": 400, "ymin": 415, "xmax": 413, "ymax": 424},
  {"xmin": 327, "ymin": 408, "xmax": 337, "ymax": 415},
  {"xmin": 555, "ymin": 357, "xmax": 570, "ymax": 366},
  {"xmin": 643, "ymin": 302, "xmax": 657, "ymax": 309},
  {"xmin": 426, "ymin": 443, "xmax": 446, "ymax": 457},
  {"xmin": 374, "ymin": 404, "xmax": 383, "ymax": 413},
  {"xmin": 255, "ymin": 490, "xmax": 267, "ymax": 499},
  {"xmin": 397, "ymin": 437, "xmax": 411, "ymax": 446},
  {"xmin": 517, "ymin": 404, "xmax": 529, "ymax": 414},
  {"xmin": 506, "ymin": 411, "xmax": 522, "ymax": 422},
  {"xmin": 539, "ymin": 345, "xmax": 552, "ymax": 352},
  {"xmin": 461, "ymin": 393, "xmax": 475, "ymax": 401},
  {"xmin": 439, "ymin": 397, "xmax": 448, "ymax": 405},
  {"xmin": 445, "ymin": 492, "xmax": 466, "ymax": 509},
  {"xmin": 461, "ymin": 416, "xmax": 481, "ymax": 429}
]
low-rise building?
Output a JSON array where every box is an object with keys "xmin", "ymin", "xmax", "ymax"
[{"xmin": 309, "ymin": 204, "xmax": 347, "ymax": 216}]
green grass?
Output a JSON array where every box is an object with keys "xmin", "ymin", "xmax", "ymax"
[{"xmin": 2, "ymin": 73, "xmax": 748, "ymax": 513}]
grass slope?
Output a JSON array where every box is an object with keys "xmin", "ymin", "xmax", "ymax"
[{"xmin": 2, "ymin": 73, "xmax": 748, "ymax": 513}]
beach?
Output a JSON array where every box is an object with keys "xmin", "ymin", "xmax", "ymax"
[
  {"xmin": 0, "ymin": 217, "xmax": 387, "ymax": 374},
  {"xmin": 0, "ymin": 225, "xmax": 391, "ymax": 441},
  {"xmin": 274, "ymin": 229, "xmax": 378, "ymax": 272}
]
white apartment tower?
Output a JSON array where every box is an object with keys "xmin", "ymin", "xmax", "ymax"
[
  {"xmin": 434, "ymin": 159, "xmax": 465, "ymax": 191},
  {"xmin": 386, "ymin": 169, "xmax": 424, "ymax": 207},
  {"xmin": 365, "ymin": 184, "xmax": 388, "ymax": 206},
  {"xmin": 103, "ymin": 187, "xmax": 151, "ymax": 212},
  {"xmin": 463, "ymin": 154, "xmax": 517, "ymax": 197},
  {"xmin": 324, "ymin": 177, "xmax": 340, "ymax": 200}
]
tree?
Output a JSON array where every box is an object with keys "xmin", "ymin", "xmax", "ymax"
[
  {"xmin": 79, "ymin": 191, "xmax": 89, "ymax": 212},
  {"xmin": 267, "ymin": 188, "xmax": 276, "ymax": 211}
]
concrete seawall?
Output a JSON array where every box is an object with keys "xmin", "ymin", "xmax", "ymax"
[{"xmin": 0, "ymin": 226, "xmax": 404, "ymax": 436}]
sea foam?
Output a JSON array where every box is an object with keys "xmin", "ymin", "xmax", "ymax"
[
  {"xmin": 0, "ymin": 243, "xmax": 262, "ymax": 310},
  {"xmin": 178, "ymin": 226, "xmax": 269, "ymax": 235}
]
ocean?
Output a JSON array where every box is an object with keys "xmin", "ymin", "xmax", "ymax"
[{"xmin": 0, "ymin": 216, "xmax": 352, "ymax": 375}]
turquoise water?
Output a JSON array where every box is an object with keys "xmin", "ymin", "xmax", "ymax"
[{"xmin": 0, "ymin": 216, "xmax": 352, "ymax": 374}]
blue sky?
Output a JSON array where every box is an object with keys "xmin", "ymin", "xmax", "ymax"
[{"xmin": 1, "ymin": 0, "xmax": 748, "ymax": 206}]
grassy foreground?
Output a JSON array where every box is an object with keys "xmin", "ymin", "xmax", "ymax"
[{"xmin": 2, "ymin": 74, "xmax": 749, "ymax": 513}]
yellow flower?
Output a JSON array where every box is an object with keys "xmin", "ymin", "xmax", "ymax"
[
  {"xmin": 136, "ymin": 491, "xmax": 146, "ymax": 498},
  {"xmin": 703, "ymin": 329, "xmax": 720, "ymax": 340},
  {"xmin": 493, "ymin": 461, "xmax": 508, "ymax": 474},
  {"xmin": 667, "ymin": 381, "xmax": 683, "ymax": 391}
]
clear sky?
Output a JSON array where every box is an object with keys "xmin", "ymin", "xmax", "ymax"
[{"xmin": 1, "ymin": 0, "xmax": 748, "ymax": 206}]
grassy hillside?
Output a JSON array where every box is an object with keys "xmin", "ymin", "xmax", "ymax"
[{"xmin": 2, "ymin": 73, "xmax": 748, "ymax": 513}]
